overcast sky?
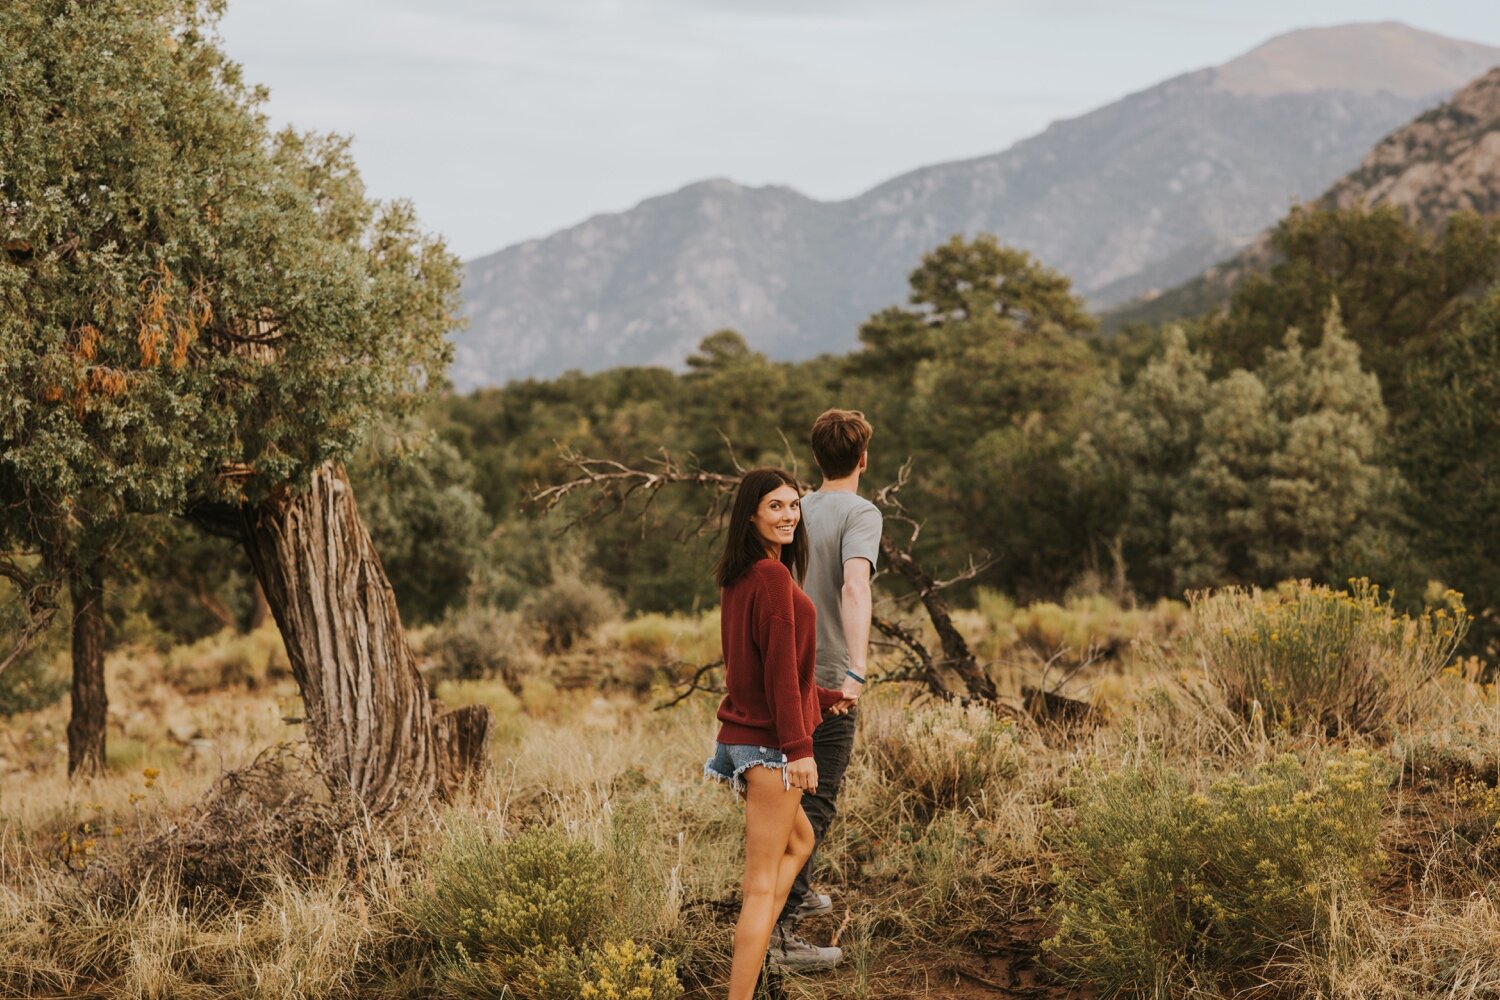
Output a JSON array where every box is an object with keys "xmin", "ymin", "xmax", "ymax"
[{"xmin": 217, "ymin": 1, "xmax": 1500, "ymax": 261}]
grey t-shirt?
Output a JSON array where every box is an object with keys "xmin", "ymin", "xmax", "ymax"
[{"xmin": 800, "ymin": 489, "xmax": 883, "ymax": 688}]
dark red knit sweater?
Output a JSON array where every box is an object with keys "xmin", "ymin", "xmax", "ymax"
[{"xmin": 716, "ymin": 559, "xmax": 843, "ymax": 761}]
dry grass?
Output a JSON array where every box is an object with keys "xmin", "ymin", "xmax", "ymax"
[{"xmin": 0, "ymin": 591, "xmax": 1495, "ymax": 998}]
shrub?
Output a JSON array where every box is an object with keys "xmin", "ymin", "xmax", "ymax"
[
  {"xmin": 0, "ymin": 649, "xmax": 67, "ymax": 716},
  {"xmin": 1184, "ymin": 578, "xmax": 1469, "ymax": 734},
  {"xmin": 413, "ymin": 826, "xmax": 609, "ymax": 981},
  {"xmin": 434, "ymin": 679, "xmax": 525, "ymax": 744},
  {"xmin": 616, "ymin": 615, "xmax": 676, "ymax": 659},
  {"xmin": 108, "ymin": 744, "xmax": 350, "ymax": 906},
  {"xmin": 523, "ymin": 573, "xmax": 621, "ymax": 653},
  {"xmin": 427, "ymin": 605, "xmax": 539, "ymax": 689},
  {"xmin": 162, "ymin": 625, "xmax": 289, "ymax": 692},
  {"xmin": 865, "ymin": 700, "xmax": 1023, "ymax": 815},
  {"xmin": 1045, "ymin": 749, "xmax": 1387, "ymax": 990},
  {"xmin": 1012, "ymin": 594, "xmax": 1186, "ymax": 661},
  {"xmin": 524, "ymin": 940, "xmax": 682, "ymax": 1000}
]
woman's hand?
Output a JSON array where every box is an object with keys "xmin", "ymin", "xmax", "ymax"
[
  {"xmin": 826, "ymin": 698, "xmax": 855, "ymax": 716},
  {"xmin": 786, "ymin": 757, "xmax": 818, "ymax": 792}
]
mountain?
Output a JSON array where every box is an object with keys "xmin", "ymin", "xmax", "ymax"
[
  {"xmin": 1104, "ymin": 64, "xmax": 1500, "ymax": 331},
  {"xmin": 455, "ymin": 22, "xmax": 1500, "ymax": 389}
]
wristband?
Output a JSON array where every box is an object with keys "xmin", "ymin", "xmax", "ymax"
[{"xmin": 845, "ymin": 669, "xmax": 865, "ymax": 684}]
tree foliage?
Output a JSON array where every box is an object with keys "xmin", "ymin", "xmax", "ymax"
[
  {"xmin": 1398, "ymin": 290, "xmax": 1500, "ymax": 650},
  {"xmin": 1072, "ymin": 308, "xmax": 1399, "ymax": 595},
  {"xmin": 1206, "ymin": 204, "xmax": 1500, "ymax": 391},
  {"xmin": 0, "ymin": 0, "xmax": 459, "ymax": 636}
]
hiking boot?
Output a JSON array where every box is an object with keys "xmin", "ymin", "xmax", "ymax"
[
  {"xmin": 793, "ymin": 891, "xmax": 833, "ymax": 921},
  {"xmin": 768, "ymin": 922, "xmax": 842, "ymax": 970}
]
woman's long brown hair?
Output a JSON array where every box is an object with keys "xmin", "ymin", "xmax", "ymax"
[{"xmin": 714, "ymin": 467, "xmax": 807, "ymax": 588}]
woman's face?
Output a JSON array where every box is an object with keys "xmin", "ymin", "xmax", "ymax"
[{"xmin": 751, "ymin": 484, "xmax": 801, "ymax": 554}]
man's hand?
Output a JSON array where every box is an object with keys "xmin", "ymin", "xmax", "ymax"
[
  {"xmin": 839, "ymin": 673, "xmax": 864, "ymax": 702},
  {"xmin": 787, "ymin": 756, "xmax": 818, "ymax": 792}
]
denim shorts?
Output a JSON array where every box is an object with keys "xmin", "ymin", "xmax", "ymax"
[{"xmin": 703, "ymin": 742, "xmax": 790, "ymax": 794}]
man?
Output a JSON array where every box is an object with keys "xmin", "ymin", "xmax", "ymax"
[{"xmin": 770, "ymin": 408, "xmax": 881, "ymax": 970}]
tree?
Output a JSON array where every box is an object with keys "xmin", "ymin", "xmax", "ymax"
[
  {"xmin": 904, "ymin": 234, "xmax": 1097, "ymax": 335},
  {"xmin": 854, "ymin": 234, "xmax": 1102, "ymax": 597},
  {"xmin": 0, "ymin": 0, "xmax": 487, "ymax": 809},
  {"xmin": 1206, "ymin": 205, "xmax": 1500, "ymax": 396},
  {"xmin": 353, "ymin": 432, "xmax": 488, "ymax": 625},
  {"xmin": 1068, "ymin": 328, "xmax": 1214, "ymax": 595},
  {"xmin": 1399, "ymin": 289, "xmax": 1500, "ymax": 653},
  {"xmin": 1072, "ymin": 308, "xmax": 1400, "ymax": 596}
]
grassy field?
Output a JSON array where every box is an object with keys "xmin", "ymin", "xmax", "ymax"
[{"xmin": 2, "ymin": 583, "xmax": 1498, "ymax": 999}]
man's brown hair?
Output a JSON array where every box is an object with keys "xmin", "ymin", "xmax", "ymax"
[{"xmin": 810, "ymin": 408, "xmax": 873, "ymax": 480}]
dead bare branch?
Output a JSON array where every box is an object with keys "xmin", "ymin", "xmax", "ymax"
[
  {"xmin": 527, "ymin": 446, "xmax": 742, "ymax": 537},
  {"xmin": 931, "ymin": 552, "xmax": 997, "ymax": 593},
  {"xmin": 1023, "ymin": 642, "xmax": 1106, "ymax": 731},
  {"xmin": 1035, "ymin": 641, "xmax": 1106, "ymax": 698},
  {"xmin": 654, "ymin": 658, "xmax": 724, "ymax": 711}
]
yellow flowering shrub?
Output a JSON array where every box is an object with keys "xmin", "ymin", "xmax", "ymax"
[
  {"xmin": 1452, "ymin": 774, "xmax": 1500, "ymax": 853},
  {"xmin": 1183, "ymin": 578, "xmax": 1469, "ymax": 734},
  {"xmin": 413, "ymin": 827, "xmax": 609, "ymax": 985},
  {"xmin": 865, "ymin": 699, "xmax": 1023, "ymax": 814},
  {"xmin": 524, "ymin": 940, "xmax": 682, "ymax": 1000},
  {"xmin": 1045, "ymin": 749, "xmax": 1386, "ymax": 990}
]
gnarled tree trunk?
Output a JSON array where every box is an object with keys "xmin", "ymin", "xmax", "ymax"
[
  {"xmin": 67, "ymin": 557, "xmax": 107, "ymax": 778},
  {"xmin": 239, "ymin": 461, "xmax": 489, "ymax": 816}
]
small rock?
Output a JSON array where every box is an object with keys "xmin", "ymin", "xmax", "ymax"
[
  {"xmin": 181, "ymin": 738, "xmax": 217, "ymax": 767},
  {"xmin": 166, "ymin": 720, "xmax": 201, "ymax": 744}
]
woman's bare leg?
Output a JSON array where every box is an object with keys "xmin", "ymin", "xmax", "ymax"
[
  {"xmin": 728, "ymin": 768, "xmax": 814, "ymax": 999},
  {"xmin": 771, "ymin": 806, "xmax": 814, "ymax": 916}
]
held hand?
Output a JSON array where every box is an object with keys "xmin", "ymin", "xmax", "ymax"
[
  {"xmin": 839, "ymin": 673, "xmax": 865, "ymax": 702},
  {"xmin": 826, "ymin": 698, "xmax": 854, "ymax": 716},
  {"xmin": 786, "ymin": 757, "xmax": 818, "ymax": 792}
]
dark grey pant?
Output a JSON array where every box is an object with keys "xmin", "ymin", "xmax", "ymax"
[{"xmin": 779, "ymin": 708, "xmax": 857, "ymax": 924}]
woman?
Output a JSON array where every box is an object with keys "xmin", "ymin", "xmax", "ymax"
[{"xmin": 704, "ymin": 467, "xmax": 848, "ymax": 998}]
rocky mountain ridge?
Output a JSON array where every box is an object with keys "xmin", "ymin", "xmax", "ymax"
[
  {"xmin": 455, "ymin": 22, "xmax": 1500, "ymax": 388},
  {"xmin": 1105, "ymin": 64, "xmax": 1500, "ymax": 331}
]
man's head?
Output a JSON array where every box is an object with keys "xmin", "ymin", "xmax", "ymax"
[{"xmin": 810, "ymin": 408, "xmax": 873, "ymax": 480}]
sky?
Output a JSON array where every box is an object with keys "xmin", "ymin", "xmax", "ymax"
[{"xmin": 217, "ymin": 1, "xmax": 1500, "ymax": 261}]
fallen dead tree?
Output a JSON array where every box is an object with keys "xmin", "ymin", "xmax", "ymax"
[{"xmin": 532, "ymin": 448, "xmax": 1003, "ymax": 705}]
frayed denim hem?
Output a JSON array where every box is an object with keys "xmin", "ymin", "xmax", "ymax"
[{"xmin": 703, "ymin": 757, "xmax": 791, "ymax": 795}]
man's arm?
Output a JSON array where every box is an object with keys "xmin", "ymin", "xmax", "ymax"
[{"xmin": 839, "ymin": 556, "xmax": 873, "ymax": 701}]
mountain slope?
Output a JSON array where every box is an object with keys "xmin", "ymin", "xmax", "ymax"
[
  {"xmin": 1104, "ymin": 64, "xmax": 1500, "ymax": 332},
  {"xmin": 455, "ymin": 22, "xmax": 1500, "ymax": 388}
]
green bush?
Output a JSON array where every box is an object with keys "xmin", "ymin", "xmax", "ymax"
[
  {"xmin": 162, "ymin": 625, "xmax": 289, "ymax": 692},
  {"xmin": 1045, "ymin": 749, "xmax": 1387, "ymax": 991},
  {"xmin": 413, "ymin": 826, "xmax": 680, "ymax": 1000},
  {"xmin": 0, "ymin": 649, "xmax": 67, "ymax": 716},
  {"xmin": 427, "ymin": 605, "xmax": 539, "ymax": 689},
  {"xmin": 1011, "ymin": 594, "xmax": 1185, "ymax": 659},
  {"xmin": 865, "ymin": 700, "xmax": 1023, "ymax": 815},
  {"xmin": 414, "ymin": 827, "xmax": 608, "ymax": 968},
  {"xmin": 523, "ymin": 573, "xmax": 621, "ymax": 653},
  {"xmin": 434, "ymin": 679, "xmax": 525, "ymax": 744},
  {"xmin": 609, "ymin": 612, "xmax": 720, "ymax": 665},
  {"xmin": 1185, "ymin": 578, "xmax": 1469, "ymax": 734}
]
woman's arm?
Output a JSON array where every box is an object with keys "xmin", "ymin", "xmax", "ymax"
[{"xmin": 754, "ymin": 567, "xmax": 814, "ymax": 760}]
